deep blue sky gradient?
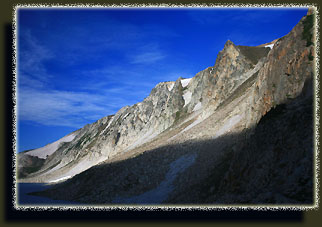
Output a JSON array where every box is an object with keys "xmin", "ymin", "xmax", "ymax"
[{"xmin": 17, "ymin": 8, "xmax": 308, "ymax": 152}]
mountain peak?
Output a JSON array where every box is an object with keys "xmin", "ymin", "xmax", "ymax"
[{"xmin": 224, "ymin": 39, "xmax": 235, "ymax": 47}]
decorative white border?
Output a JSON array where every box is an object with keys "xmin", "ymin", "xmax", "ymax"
[
  {"xmin": 313, "ymin": 3, "xmax": 320, "ymax": 212},
  {"xmin": 12, "ymin": 3, "xmax": 320, "ymax": 212}
]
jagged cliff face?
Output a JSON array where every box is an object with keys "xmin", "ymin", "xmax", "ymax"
[
  {"xmin": 247, "ymin": 13, "xmax": 315, "ymax": 126},
  {"xmin": 18, "ymin": 11, "xmax": 315, "ymax": 205}
]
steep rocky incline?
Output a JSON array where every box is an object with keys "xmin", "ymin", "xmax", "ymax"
[{"xmin": 21, "ymin": 11, "xmax": 315, "ymax": 205}]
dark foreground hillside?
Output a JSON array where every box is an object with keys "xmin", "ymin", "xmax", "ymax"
[{"xmin": 169, "ymin": 79, "xmax": 314, "ymax": 204}]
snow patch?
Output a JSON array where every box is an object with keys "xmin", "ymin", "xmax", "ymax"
[
  {"xmin": 213, "ymin": 115, "xmax": 242, "ymax": 139},
  {"xmin": 181, "ymin": 118, "xmax": 203, "ymax": 133},
  {"xmin": 168, "ymin": 117, "xmax": 203, "ymax": 142},
  {"xmin": 180, "ymin": 78, "xmax": 192, "ymax": 88},
  {"xmin": 126, "ymin": 128, "xmax": 159, "ymax": 152},
  {"xmin": 45, "ymin": 162, "xmax": 65, "ymax": 175},
  {"xmin": 122, "ymin": 112, "xmax": 130, "ymax": 120},
  {"xmin": 265, "ymin": 44, "xmax": 274, "ymax": 49},
  {"xmin": 168, "ymin": 83, "xmax": 175, "ymax": 91},
  {"xmin": 192, "ymin": 102, "xmax": 202, "ymax": 112},
  {"xmin": 26, "ymin": 133, "xmax": 76, "ymax": 159},
  {"xmin": 100, "ymin": 116, "xmax": 114, "ymax": 135},
  {"xmin": 183, "ymin": 91, "xmax": 192, "ymax": 107},
  {"xmin": 112, "ymin": 153, "xmax": 196, "ymax": 204}
]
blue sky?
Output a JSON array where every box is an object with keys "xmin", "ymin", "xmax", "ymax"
[{"xmin": 17, "ymin": 7, "xmax": 308, "ymax": 152}]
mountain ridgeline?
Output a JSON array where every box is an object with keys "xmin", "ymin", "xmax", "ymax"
[{"xmin": 18, "ymin": 10, "xmax": 315, "ymax": 205}]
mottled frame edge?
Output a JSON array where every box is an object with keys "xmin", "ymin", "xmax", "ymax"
[{"xmin": 11, "ymin": 2, "xmax": 320, "ymax": 212}]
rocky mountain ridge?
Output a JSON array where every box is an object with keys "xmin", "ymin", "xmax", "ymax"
[
  {"xmin": 18, "ymin": 10, "xmax": 315, "ymax": 205},
  {"xmin": 18, "ymin": 38, "xmax": 272, "ymax": 183}
]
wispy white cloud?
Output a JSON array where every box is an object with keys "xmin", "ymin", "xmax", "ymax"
[
  {"xmin": 130, "ymin": 51, "xmax": 166, "ymax": 64},
  {"xmin": 48, "ymin": 18, "xmax": 176, "ymax": 66},
  {"xmin": 18, "ymin": 30, "xmax": 54, "ymax": 88},
  {"xmin": 129, "ymin": 43, "xmax": 166, "ymax": 64},
  {"xmin": 18, "ymin": 88, "xmax": 131, "ymax": 128},
  {"xmin": 18, "ymin": 73, "xmax": 46, "ymax": 89},
  {"xmin": 16, "ymin": 14, "xmax": 185, "ymax": 128},
  {"xmin": 77, "ymin": 65, "xmax": 161, "ymax": 91}
]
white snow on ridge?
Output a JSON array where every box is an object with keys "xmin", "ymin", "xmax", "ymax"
[
  {"xmin": 123, "ymin": 112, "xmax": 130, "ymax": 120},
  {"xmin": 265, "ymin": 44, "xmax": 274, "ymax": 49},
  {"xmin": 100, "ymin": 116, "xmax": 115, "ymax": 136},
  {"xmin": 168, "ymin": 83, "xmax": 175, "ymax": 91},
  {"xmin": 181, "ymin": 78, "xmax": 192, "ymax": 88},
  {"xmin": 183, "ymin": 91, "xmax": 192, "ymax": 107},
  {"xmin": 193, "ymin": 102, "xmax": 202, "ymax": 112},
  {"xmin": 167, "ymin": 78, "xmax": 191, "ymax": 91},
  {"xmin": 26, "ymin": 133, "xmax": 76, "ymax": 159}
]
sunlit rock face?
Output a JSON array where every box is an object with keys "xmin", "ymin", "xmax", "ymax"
[{"xmin": 18, "ymin": 10, "xmax": 315, "ymax": 206}]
